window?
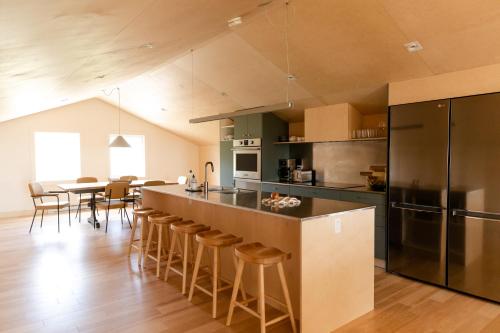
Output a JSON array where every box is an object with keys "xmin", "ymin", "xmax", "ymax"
[
  {"xmin": 34, "ymin": 132, "xmax": 81, "ymax": 181},
  {"xmin": 109, "ymin": 134, "xmax": 145, "ymax": 178}
]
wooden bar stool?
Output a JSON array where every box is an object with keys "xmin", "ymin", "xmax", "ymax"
[
  {"xmin": 128, "ymin": 208, "xmax": 160, "ymax": 267},
  {"xmin": 226, "ymin": 242, "xmax": 297, "ymax": 333},
  {"xmin": 164, "ymin": 221, "xmax": 210, "ymax": 294},
  {"xmin": 188, "ymin": 230, "xmax": 247, "ymax": 319},
  {"xmin": 144, "ymin": 213, "xmax": 182, "ymax": 277}
]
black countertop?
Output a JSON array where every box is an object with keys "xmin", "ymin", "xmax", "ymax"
[
  {"xmin": 143, "ymin": 185, "xmax": 374, "ymax": 221},
  {"xmin": 262, "ymin": 179, "xmax": 386, "ymax": 194}
]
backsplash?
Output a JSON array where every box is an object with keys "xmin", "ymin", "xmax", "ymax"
[{"xmin": 313, "ymin": 141, "xmax": 387, "ymax": 184}]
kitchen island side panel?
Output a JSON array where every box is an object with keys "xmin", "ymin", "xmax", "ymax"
[{"xmin": 301, "ymin": 208, "xmax": 375, "ymax": 332}]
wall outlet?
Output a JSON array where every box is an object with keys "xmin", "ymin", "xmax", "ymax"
[{"xmin": 334, "ymin": 218, "xmax": 342, "ymax": 234}]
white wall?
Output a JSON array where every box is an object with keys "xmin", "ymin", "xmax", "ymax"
[
  {"xmin": 198, "ymin": 144, "xmax": 220, "ymax": 186},
  {"xmin": 0, "ymin": 98, "xmax": 199, "ymax": 216}
]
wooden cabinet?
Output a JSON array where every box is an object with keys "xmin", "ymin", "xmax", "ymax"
[{"xmin": 304, "ymin": 103, "xmax": 361, "ymax": 142}]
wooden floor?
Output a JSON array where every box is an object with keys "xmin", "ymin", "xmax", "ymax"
[{"xmin": 0, "ymin": 211, "xmax": 499, "ymax": 333}]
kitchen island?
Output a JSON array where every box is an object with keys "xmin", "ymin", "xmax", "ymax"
[{"xmin": 142, "ymin": 185, "xmax": 375, "ymax": 332}]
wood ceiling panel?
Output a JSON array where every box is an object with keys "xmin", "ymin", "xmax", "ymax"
[
  {"xmin": 380, "ymin": 0, "xmax": 500, "ymax": 73},
  {"xmin": 173, "ymin": 33, "xmax": 317, "ymax": 108},
  {"xmin": 233, "ymin": 0, "xmax": 432, "ymax": 113},
  {"xmin": 2, "ymin": 0, "xmax": 500, "ymax": 144}
]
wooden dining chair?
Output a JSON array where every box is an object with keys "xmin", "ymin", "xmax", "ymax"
[
  {"xmin": 96, "ymin": 182, "xmax": 131, "ymax": 233},
  {"xmin": 28, "ymin": 182, "xmax": 71, "ymax": 233},
  {"xmin": 127, "ymin": 180, "xmax": 166, "ymax": 209},
  {"xmin": 120, "ymin": 175, "xmax": 138, "ymax": 181},
  {"xmin": 74, "ymin": 177, "xmax": 103, "ymax": 223}
]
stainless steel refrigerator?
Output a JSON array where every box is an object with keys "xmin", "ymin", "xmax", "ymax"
[
  {"xmin": 388, "ymin": 93, "xmax": 500, "ymax": 302},
  {"xmin": 388, "ymin": 100, "xmax": 449, "ymax": 286},
  {"xmin": 448, "ymin": 93, "xmax": 500, "ymax": 302}
]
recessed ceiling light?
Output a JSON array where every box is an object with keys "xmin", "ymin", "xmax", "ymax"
[
  {"xmin": 95, "ymin": 74, "xmax": 106, "ymax": 79},
  {"xmin": 404, "ymin": 41, "xmax": 423, "ymax": 53},
  {"xmin": 227, "ymin": 17, "xmax": 242, "ymax": 27},
  {"xmin": 141, "ymin": 42, "xmax": 154, "ymax": 49},
  {"xmin": 287, "ymin": 74, "xmax": 297, "ymax": 80}
]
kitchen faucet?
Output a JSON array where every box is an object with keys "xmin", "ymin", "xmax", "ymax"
[{"xmin": 204, "ymin": 161, "xmax": 214, "ymax": 193}]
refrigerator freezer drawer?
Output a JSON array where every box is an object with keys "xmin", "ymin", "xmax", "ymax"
[
  {"xmin": 388, "ymin": 206, "xmax": 447, "ymax": 286},
  {"xmin": 448, "ymin": 214, "xmax": 500, "ymax": 302}
]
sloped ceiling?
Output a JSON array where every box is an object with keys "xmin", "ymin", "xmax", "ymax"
[{"xmin": 2, "ymin": 0, "xmax": 500, "ymax": 145}]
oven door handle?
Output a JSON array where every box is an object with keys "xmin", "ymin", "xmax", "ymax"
[{"xmin": 231, "ymin": 148, "xmax": 261, "ymax": 151}]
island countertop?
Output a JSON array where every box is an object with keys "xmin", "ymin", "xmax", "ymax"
[{"xmin": 142, "ymin": 184, "xmax": 373, "ymax": 221}]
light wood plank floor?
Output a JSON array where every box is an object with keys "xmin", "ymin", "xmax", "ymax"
[{"xmin": 0, "ymin": 212, "xmax": 499, "ymax": 333}]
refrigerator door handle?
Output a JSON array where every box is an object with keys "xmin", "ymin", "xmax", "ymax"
[
  {"xmin": 452, "ymin": 209, "xmax": 500, "ymax": 222},
  {"xmin": 390, "ymin": 202, "xmax": 443, "ymax": 214}
]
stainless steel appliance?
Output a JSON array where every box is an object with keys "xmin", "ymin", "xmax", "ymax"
[
  {"xmin": 448, "ymin": 93, "xmax": 500, "ymax": 302},
  {"xmin": 388, "ymin": 94, "xmax": 500, "ymax": 302},
  {"xmin": 278, "ymin": 159, "xmax": 297, "ymax": 181},
  {"xmin": 233, "ymin": 138, "xmax": 261, "ymax": 180},
  {"xmin": 292, "ymin": 170, "xmax": 314, "ymax": 183},
  {"xmin": 388, "ymin": 100, "xmax": 449, "ymax": 286}
]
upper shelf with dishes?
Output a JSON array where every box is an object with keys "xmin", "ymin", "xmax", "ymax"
[{"xmin": 274, "ymin": 103, "xmax": 387, "ymax": 144}]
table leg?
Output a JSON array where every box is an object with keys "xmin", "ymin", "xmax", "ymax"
[{"xmin": 87, "ymin": 192, "xmax": 100, "ymax": 229}]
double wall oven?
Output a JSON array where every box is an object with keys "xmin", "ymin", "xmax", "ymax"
[{"xmin": 233, "ymin": 138, "xmax": 261, "ymax": 180}]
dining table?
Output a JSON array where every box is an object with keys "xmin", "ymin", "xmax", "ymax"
[{"xmin": 57, "ymin": 180, "xmax": 177, "ymax": 229}]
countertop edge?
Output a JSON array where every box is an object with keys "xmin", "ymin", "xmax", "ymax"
[{"xmin": 142, "ymin": 186, "xmax": 375, "ymax": 221}]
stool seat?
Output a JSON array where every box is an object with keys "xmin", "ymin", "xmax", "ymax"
[
  {"xmin": 133, "ymin": 208, "xmax": 159, "ymax": 217},
  {"xmin": 171, "ymin": 220, "xmax": 210, "ymax": 234},
  {"xmin": 235, "ymin": 242, "xmax": 289, "ymax": 265},
  {"xmin": 148, "ymin": 213, "xmax": 181, "ymax": 224},
  {"xmin": 196, "ymin": 230, "xmax": 243, "ymax": 248}
]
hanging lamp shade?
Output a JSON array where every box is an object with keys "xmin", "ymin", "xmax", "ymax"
[
  {"xmin": 109, "ymin": 135, "xmax": 131, "ymax": 148},
  {"xmin": 107, "ymin": 87, "xmax": 131, "ymax": 148}
]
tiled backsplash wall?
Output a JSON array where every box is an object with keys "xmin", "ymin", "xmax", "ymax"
[{"xmin": 313, "ymin": 141, "xmax": 387, "ymax": 184}]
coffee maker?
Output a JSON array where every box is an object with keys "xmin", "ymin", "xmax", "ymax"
[{"xmin": 278, "ymin": 159, "xmax": 297, "ymax": 181}]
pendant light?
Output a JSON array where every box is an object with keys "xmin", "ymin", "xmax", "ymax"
[{"xmin": 108, "ymin": 87, "xmax": 131, "ymax": 148}]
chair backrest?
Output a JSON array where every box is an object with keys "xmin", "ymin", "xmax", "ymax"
[
  {"xmin": 28, "ymin": 182, "xmax": 44, "ymax": 197},
  {"xmin": 177, "ymin": 176, "xmax": 187, "ymax": 185},
  {"xmin": 77, "ymin": 177, "xmax": 98, "ymax": 183},
  {"xmin": 120, "ymin": 175, "xmax": 138, "ymax": 181},
  {"xmin": 143, "ymin": 180, "xmax": 166, "ymax": 186},
  {"xmin": 104, "ymin": 182, "xmax": 130, "ymax": 199}
]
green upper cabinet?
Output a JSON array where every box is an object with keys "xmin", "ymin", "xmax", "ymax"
[
  {"xmin": 233, "ymin": 114, "xmax": 263, "ymax": 139},
  {"xmin": 219, "ymin": 140, "xmax": 234, "ymax": 187},
  {"xmin": 246, "ymin": 114, "xmax": 263, "ymax": 138}
]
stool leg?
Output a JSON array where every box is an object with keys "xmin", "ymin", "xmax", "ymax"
[
  {"xmin": 188, "ymin": 243, "xmax": 204, "ymax": 302},
  {"xmin": 212, "ymin": 246, "xmax": 219, "ymax": 319},
  {"xmin": 182, "ymin": 233, "xmax": 189, "ymax": 294},
  {"xmin": 226, "ymin": 259, "xmax": 244, "ymax": 327},
  {"xmin": 258, "ymin": 264, "xmax": 266, "ymax": 333},
  {"xmin": 144, "ymin": 223, "xmax": 155, "ymax": 268},
  {"xmin": 277, "ymin": 262, "xmax": 297, "ymax": 333},
  {"xmin": 137, "ymin": 217, "xmax": 144, "ymax": 267},
  {"xmin": 164, "ymin": 231, "xmax": 178, "ymax": 282},
  {"xmin": 128, "ymin": 214, "xmax": 138, "ymax": 256},
  {"xmin": 156, "ymin": 225, "xmax": 163, "ymax": 277},
  {"xmin": 232, "ymin": 254, "xmax": 248, "ymax": 300}
]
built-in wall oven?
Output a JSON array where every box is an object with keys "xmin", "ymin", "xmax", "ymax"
[{"xmin": 233, "ymin": 138, "xmax": 261, "ymax": 180}]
